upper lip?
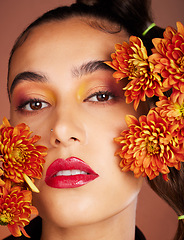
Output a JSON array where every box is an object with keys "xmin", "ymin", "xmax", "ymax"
[{"xmin": 45, "ymin": 156, "xmax": 98, "ymax": 179}]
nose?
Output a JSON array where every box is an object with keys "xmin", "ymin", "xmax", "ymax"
[{"xmin": 49, "ymin": 107, "xmax": 87, "ymax": 147}]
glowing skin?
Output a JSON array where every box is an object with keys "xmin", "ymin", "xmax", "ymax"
[{"xmin": 9, "ymin": 18, "xmax": 145, "ymax": 240}]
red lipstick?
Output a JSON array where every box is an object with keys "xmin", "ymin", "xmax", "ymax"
[{"xmin": 45, "ymin": 157, "xmax": 99, "ymax": 188}]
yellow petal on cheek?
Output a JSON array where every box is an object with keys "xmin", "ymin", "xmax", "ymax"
[{"xmin": 23, "ymin": 173, "xmax": 40, "ymax": 193}]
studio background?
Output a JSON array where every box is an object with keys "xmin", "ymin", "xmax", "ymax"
[{"xmin": 0, "ymin": 0, "xmax": 184, "ymax": 239}]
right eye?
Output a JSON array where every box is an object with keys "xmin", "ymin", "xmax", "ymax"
[{"xmin": 17, "ymin": 99, "xmax": 50, "ymax": 112}]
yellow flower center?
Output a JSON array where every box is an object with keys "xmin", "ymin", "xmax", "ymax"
[
  {"xmin": 180, "ymin": 103, "xmax": 184, "ymax": 118},
  {"xmin": 147, "ymin": 141, "xmax": 160, "ymax": 155},
  {"xmin": 12, "ymin": 147, "xmax": 27, "ymax": 163},
  {"xmin": 128, "ymin": 58, "xmax": 149, "ymax": 80},
  {"xmin": 0, "ymin": 211, "xmax": 13, "ymax": 225},
  {"xmin": 128, "ymin": 62, "xmax": 138, "ymax": 77}
]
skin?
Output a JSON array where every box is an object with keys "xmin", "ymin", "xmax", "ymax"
[{"xmin": 8, "ymin": 17, "xmax": 145, "ymax": 240}]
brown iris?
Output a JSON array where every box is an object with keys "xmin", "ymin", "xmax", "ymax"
[
  {"xmin": 96, "ymin": 93, "xmax": 110, "ymax": 101},
  {"xmin": 29, "ymin": 101, "xmax": 42, "ymax": 110}
]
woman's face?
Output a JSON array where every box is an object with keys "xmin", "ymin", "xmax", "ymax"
[{"xmin": 8, "ymin": 17, "xmax": 144, "ymax": 229}]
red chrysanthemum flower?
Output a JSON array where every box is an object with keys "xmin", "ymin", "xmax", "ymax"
[
  {"xmin": 0, "ymin": 118, "xmax": 47, "ymax": 183},
  {"xmin": 156, "ymin": 91, "xmax": 184, "ymax": 146},
  {"xmin": 115, "ymin": 110, "xmax": 184, "ymax": 180},
  {"xmin": 150, "ymin": 22, "xmax": 184, "ymax": 93},
  {"xmin": 0, "ymin": 180, "xmax": 38, "ymax": 237},
  {"xmin": 106, "ymin": 36, "xmax": 163, "ymax": 110}
]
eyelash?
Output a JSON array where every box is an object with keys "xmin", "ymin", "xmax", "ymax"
[
  {"xmin": 84, "ymin": 91, "xmax": 118, "ymax": 103},
  {"xmin": 17, "ymin": 98, "xmax": 50, "ymax": 112}
]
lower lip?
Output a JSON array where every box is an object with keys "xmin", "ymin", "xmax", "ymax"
[
  {"xmin": 45, "ymin": 174, "xmax": 98, "ymax": 188},
  {"xmin": 45, "ymin": 157, "xmax": 99, "ymax": 188}
]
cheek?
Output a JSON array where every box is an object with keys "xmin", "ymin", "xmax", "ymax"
[
  {"xmin": 10, "ymin": 105, "xmax": 19, "ymax": 126},
  {"xmin": 89, "ymin": 103, "xmax": 135, "ymax": 138}
]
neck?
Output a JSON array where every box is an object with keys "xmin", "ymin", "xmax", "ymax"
[{"xmin": 41, "ymin": 198, "xmax": 137, "ymax": 240}]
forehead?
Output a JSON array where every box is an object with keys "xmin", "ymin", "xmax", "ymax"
[
  {"xmin": 8, "ymin": 17, "xmax": 128, "ymax": 86},
  {"xmin": 12, "ymin": 17, "xmax": 127, "ymax": 54}
]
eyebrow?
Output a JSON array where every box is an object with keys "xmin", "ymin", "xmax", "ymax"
[
  {"xmin": 72, "ymin": 60, "xmax": 113, "ymax": 78},
  {"xmin": 9, "ymin": 60, "xmax": 113, "ymax": 96},
  {"xmin": 9, "ymin": 71, "xmax": 47, "ymax": 95}
]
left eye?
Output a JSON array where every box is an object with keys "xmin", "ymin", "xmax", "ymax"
[
  {"xmin": 85, "ymin": 91, "xmax": 115, "ymax": 102},
  {"xmin": 18, "ymin": 99, "xmax": 49, "ymax": 111},
  {"xmin": 26, "ymin": 101, "xmax": 48, "ymax": 111}
]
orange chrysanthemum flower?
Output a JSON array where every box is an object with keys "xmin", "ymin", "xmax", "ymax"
[
  {"xmin": 0, "ymin": 168, "xmax": 5, "ymax": 186},
  {"xmin": 0, "ymin": 180, "xmax": 38, "ymax": 237},
  {"xmin": 156, "ymin": 91, "xmax": 184, "ymax": 146},
  {"xmin": 106, "ymin": 36, "xmax": 163, "ymax": 110},
  {"xmin": 150, "ymin": 22, "xmax": 184, "ymax": 93},
  {"xmin": 0, "ymin": 117, "xmax": 47, "ymax": 183},
  {"xmin": 115, "ymin": 110, "xmax": 184, "ymax": 180}
]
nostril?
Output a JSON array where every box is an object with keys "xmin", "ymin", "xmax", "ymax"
[
  {"xmin": 55, "ymin": 139, "xmax": 60, "ymax": 145},
  {"xmin": 71, "ymin": 137, "xmax": 78, "ymax": 141}
]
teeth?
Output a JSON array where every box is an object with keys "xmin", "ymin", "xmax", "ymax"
[{"xmin": 55, "ymin": 170, "xmax": 88, "ymax": 177}]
